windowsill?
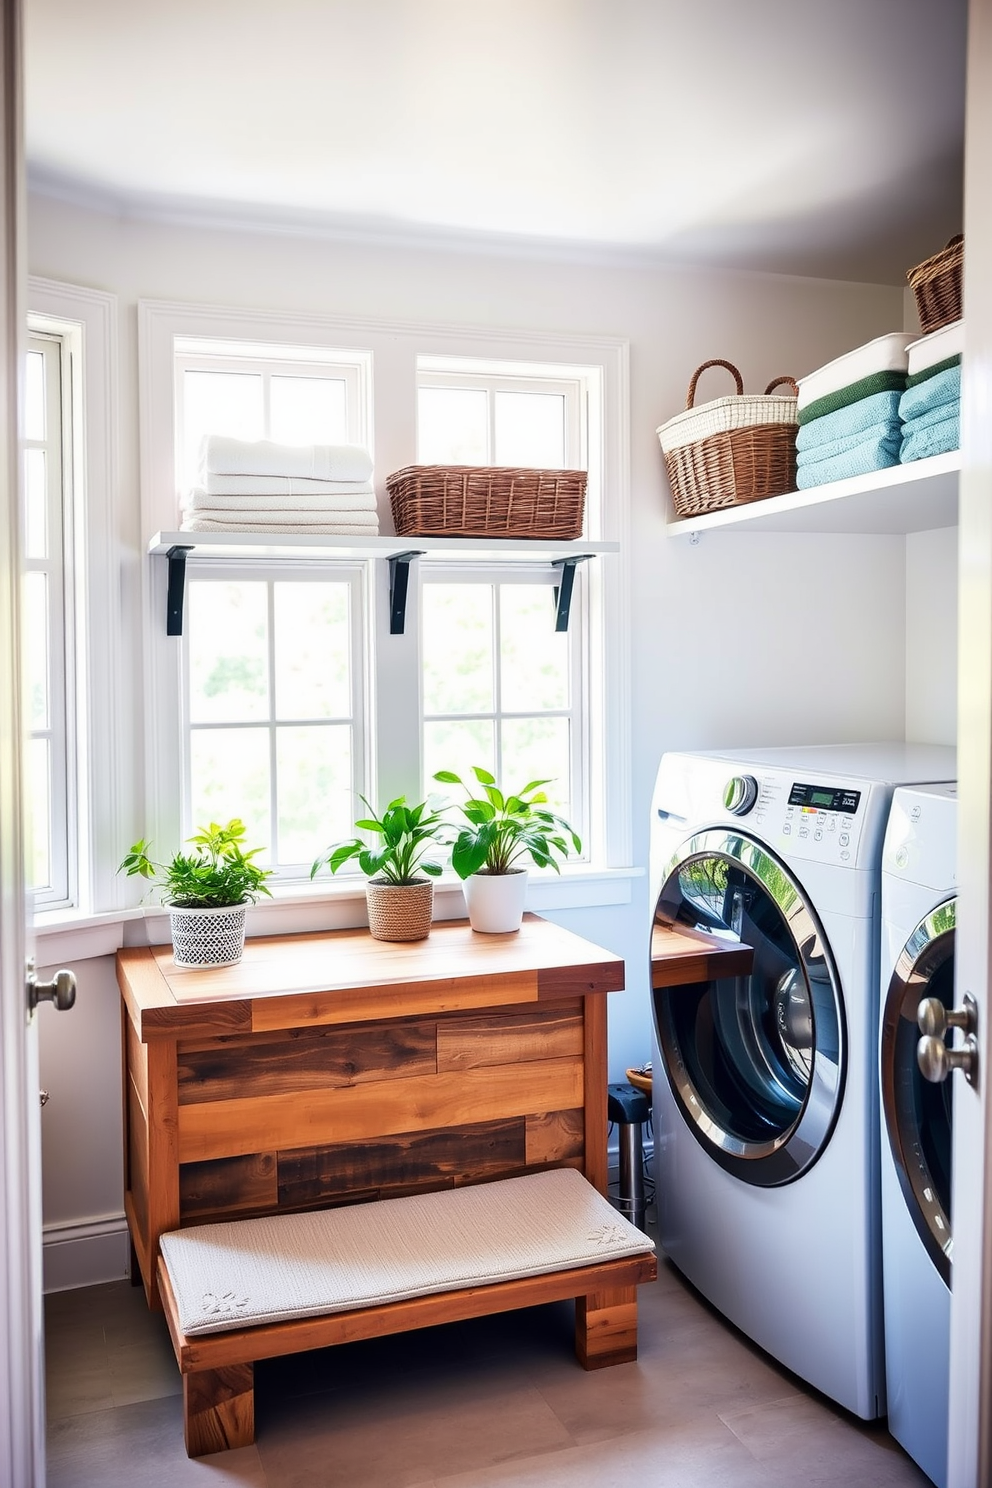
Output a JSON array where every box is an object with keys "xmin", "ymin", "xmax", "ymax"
[{"xmin": 33, "ymin": 866, "xmax": 644, "ymax": 965}]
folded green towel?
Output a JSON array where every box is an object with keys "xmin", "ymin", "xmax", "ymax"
[
  {"xmin": 906, "ymin": 353, "xmax": 962, "ymax": 389},
  {"xmin": 797, "ymin": 370, "xmax": 907, "ymax": 427},
  {"xmin": 901, "ymin": 412, "xmax": 960, "ymax": 464},
  {"xmin": 797, "ymin": 419, "xmax": 901, "ymax": 469},
  {"xmin": 796, "ymin": 390, "xmax": 903, "ymax": 452},
  {"xmin": 899, "ymin": 364, "xmax": 961, "ymax": 423},
  {"xmin": 796, "ymin": 433, "xmax": 901, "ymax": 489}
]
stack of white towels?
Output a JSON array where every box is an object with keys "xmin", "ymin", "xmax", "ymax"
[{"xmin": 181, "ymin": 437, "xmax": 379, "ymax": 536}]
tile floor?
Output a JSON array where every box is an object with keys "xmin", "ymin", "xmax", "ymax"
[{"xmin": 44, "ymin": 1231, "xmax": 934, "ymax": 1488}]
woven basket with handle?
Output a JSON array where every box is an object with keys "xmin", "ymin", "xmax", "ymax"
[
  {"xmin": 657, "ymin": 360, "xmax": 799, "ymax": 518},
  {"xmin": 386, "ymin": 465, "xmax": 586, "ymax": 539},
  {"xmin": 907, "ymin": 235, "xmax": 963, "ymax": 336}
]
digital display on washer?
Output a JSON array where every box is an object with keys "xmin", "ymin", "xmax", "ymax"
[{"xmin": 788, "ymin": 782, "xmax": 861, "ymax": 813}]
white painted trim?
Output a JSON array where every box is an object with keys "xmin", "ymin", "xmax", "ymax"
[{"xmin": 42, "ymin": 1212, "xmax": 129, "ymax": 1293}]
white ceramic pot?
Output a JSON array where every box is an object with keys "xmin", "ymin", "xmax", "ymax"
[
  {"xmin": 169, "ymin": 902, "xmax": 248, "ymax": 968},
  {"xmin": 463, "ymin": 869, "xmax": 528, "ymax": 934}
]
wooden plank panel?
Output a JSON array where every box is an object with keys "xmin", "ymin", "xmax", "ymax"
[
  {"xmin": 180, "ymin": 1153, "xmax": 278, "ymax": 1221},
  {"xmin": 651, "ymin": 923, "xmax": 754, "ymax": 987},
  {"xmin": 276, "ymin": 1118, "xmax": 527, "ymax": 1209},
  {"xmin": 525, "ymin": 1108, "xmax": 585, "ymax": 1167},
  {"xmin": 249, "ymin": 972, "xmax": 540, "ymax": 1034},
  {"xmin": 436, "ymin": 1003, "xmax": 582, "ymax": 1072},
  {"xmin": 126, "ymin": 1014, "xmax": 149, "ymax": 1118},
  {"xmin": 161, "ymin": 1251, "xmax": 659, "ymax": 1373},
  {"xmin": 145, "ymin": 1039, "xmax": 180, "ymax": 1310},
  {"xmin": 127, "ymin": 1075, "xmax": 149, "ymax": 1239},
  {"xmin": 178, "ymin": 1058, "xmax": 583, "ymax": 1163},
  {"xmin": 582, "ymin": 996, "xmax": 609, "ymax": 1194},
  {"xmin": 178, "ymin": 1021, "xmax": 437, "ymax": 1105},
  {"xmin": 575, "ymin": 1286, "xmax": 639, "ymax": 1368},
  {"xmin": 184, "ymin": 1364, "xmax": 255, "ymax": 1456}
]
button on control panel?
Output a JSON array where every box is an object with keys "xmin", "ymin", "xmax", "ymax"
[{"xmin": 738, "ymin": 775, "xmax": 865, "ymax": 865}]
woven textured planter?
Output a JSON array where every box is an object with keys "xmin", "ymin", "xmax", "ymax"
[
  {"xmin": 386, "ymin": 465, "xmax": 587, "ymax": 539},
  {"xmin": 169, "ymin": 903, "xmax": 248, "ymax": 968},
  {"xmin": 907, "ymin": 235, "xmax": 963, "ymax": 336},
  {"xmin": 366, "ymin": 878, "xmax": 434, "ymax": 942}
]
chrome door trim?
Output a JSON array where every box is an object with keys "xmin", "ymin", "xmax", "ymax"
[
  {"xmin": 654, "ymin": 827, "xmax": 847, "ymax": 1186},
  {"xmin": 881, "ymin": 897, "xmax": 955, "ymax": 1286}
]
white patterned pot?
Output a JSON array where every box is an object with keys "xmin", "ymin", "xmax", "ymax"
[
  {"xmin": 169, "ymin": 903, "xmax": 248, "ymax": 968},
  {"xmin": 365, "ymin": 878, "xmax": 434, "ymax": 942},
  {"xmin": 463, "ymin": 869, "xmax": 528, "ymax": 934}
]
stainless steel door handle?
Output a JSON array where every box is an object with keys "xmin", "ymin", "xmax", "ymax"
[
  {"xmin": 917, "ymin": 992, "xmax": 979, "ymax": 1087},
  {"xmin": 917, "ymin": 996, "xmax": 974, "ymax": 1039},
  {"xmin": 26, "ymin": 957, "xmax": 76, "ymax": 1013}
]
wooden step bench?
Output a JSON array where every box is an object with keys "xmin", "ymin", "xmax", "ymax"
[{"xmin": 157, "ymin": 1167, "xmax": 658, "ymax": 1457}]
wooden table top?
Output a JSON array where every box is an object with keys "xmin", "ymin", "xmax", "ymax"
[
  {"xmin": 650, "ymin": 922, "xmax": 754, "ymax": 987},
  {"xmin": 117, "ymin": 913, "xmax": 626, "ymax": 1042}
]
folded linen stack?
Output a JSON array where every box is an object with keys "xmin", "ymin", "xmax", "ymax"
[
  {"xmin": 899, "ymin": 320, "xmax": 963, "ymax": 464},
  {"xmin": 794, "ymin": 333, "xmax": 916, "ymax": 490},
  {"xmin": 181, "ymin": 436, "xmax": 379, "ymax": 535}
]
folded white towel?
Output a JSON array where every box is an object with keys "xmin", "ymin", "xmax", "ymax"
[
  {"xmin": 202, "ymin": 474, "xmax": 376, "ymax": 499},
  {"xmin": 200, "ymin": 436, "xmax": 373, "ymax": 483},
  {"xmin": 185, "ymin": 506, "xmax": 380, "ymax": 526},
  {"xmin": 906, "ymin": 319, "xmax": 964, "ymax": 378},
  {"xmin": 183, "ymin": 488, "xmax": 377, "ymax": 514},
  {"xmin": 181, "ymin": 517, "xmax": 381, "ymax": 536},
  {"xmin": 797, "ymin": 333, "xmax": 916, "ymax": 410}
]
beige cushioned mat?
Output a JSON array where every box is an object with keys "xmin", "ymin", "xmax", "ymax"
[{"xmin": 160, "ymin": 1167, "xmax": 655, "ymax": 1337}]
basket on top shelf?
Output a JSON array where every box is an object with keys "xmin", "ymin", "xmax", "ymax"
[
  {"xmin": 386, "ymin": 465, "xmax": 587, "ymax": 539},
  {"xmin": 657, "ymin": 360, "xmax": 799, "ymax": 519},
  {"xmin": 907, "ymin": 234, "xmax": 963, "ymax": 336}
]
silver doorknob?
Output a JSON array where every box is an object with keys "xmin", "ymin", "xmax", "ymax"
[
  {"xmin": 26, "ymin": 960, "xmax": 76, "ymax": 1013},
  {"xmin": 918, "ymin": 1033, "xmax": 978, "ymax": 1084},
  {"xmin": 918, "ymin": 996, "xmax": 974, "ymax": 1039}
]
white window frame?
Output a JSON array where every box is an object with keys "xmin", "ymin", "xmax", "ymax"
[
  {"xmin": 28, "ymin": 279, "xmax": 122, "ymax": 924},
  {"xmin": 138, "ymin": 300, "xmax": 631, "ymax": 917}
]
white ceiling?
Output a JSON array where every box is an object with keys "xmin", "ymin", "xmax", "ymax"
[{"xmin": 24, "ymin": 0, "xmax": 967, "ymax": 283}]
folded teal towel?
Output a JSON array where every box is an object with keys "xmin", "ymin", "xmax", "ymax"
[
  {"xmin": 900, "ymin": 398, "xmax": 962, "ymax": 437},
  {"xmin": 796, "ymin": 390, "xmax": 903, "ymax": 453},
  {"xmin": 796, "ymin": 433, "xmax": 901, "ymax": 489},
  {"xmin": 898, "ymin": 364, "xmax": 961, "ymax": 423},
  {"xmin": 901, "ymin": 412, "xmax": 960, "ymax": 464},
  {"xmin": 796, "ymin": 419, "xmax": 901, "ymax": 469},
  {"xmin": 798, "ymin": 370, "xmax": 907, "ymax": 427}
]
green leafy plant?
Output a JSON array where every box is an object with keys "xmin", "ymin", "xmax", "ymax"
[
  {"xmin": 434, "ymin": 767, "xmax": 581, "ymax": 879},
  {"xmin": 311, "ymin": 795, "xmax": 449, "ymax": 886},
  {"xmin": 118, "ymin": 819, "xmax": 273, "ymax": 907}
]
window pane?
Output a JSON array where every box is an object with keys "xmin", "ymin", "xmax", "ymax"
[
  {"xmin": 183, "ymin": 370, "xmax": 263, "ymax": 491},
  {"xmin": 25, "ymin": 571, "xmax": 49, "ymax": 729},
  {"xmin": 189, "ymin": 727, "xmax": 270, "ymax": 857},
  {"xmin": 277, "ymin": 724, "xmax": 352, "ymax": 864},
  {"xmin": 418, "ymin": 387, "xmax": 488, "ymax": 465},
  {"xmin": 422, "ymin": 584, "xmax": 494, "ymax": 714},
  {"xmin": 28, "ymin": 736, "xmax": 51, "ymax": 892},
  {"xmin": 25, "ymin": 449, "xmax": 47, "ymax": 558},
  {"xmin": 274, "ymin": 583, "xmax": 350, "ymax": 720},
  {"xmin": 270, "ymin": 376, "xmax": 348, "ymax": 447},
  {"xmin": 424, "ymin": 719, "xmax": 495, "ymax": 794},
  {"xmin": 501, "ymin": 716, "xmax": 572, "ymax": 817},
  {"xmin": 494, "ymin": 391, "xmax": 565, "ymax": 468},
  {"xmin": 500, "ymin": 586, "xmax": 569, "ymax": 712},
  {"xmin": 25, "ymin": 350, "xmax": 45, "ymax": 441},
  {"xmin": 188, "ymin": 582, "xmax": 269, "ymax": 724}
]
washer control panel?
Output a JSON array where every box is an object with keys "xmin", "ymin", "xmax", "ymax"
[{"xmin": 746, "ymin": 774, "xmax": 867, "ymax": 866}]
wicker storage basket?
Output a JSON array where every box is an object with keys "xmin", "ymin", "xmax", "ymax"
[
  {"xmin": 907, "ymin": 235, "xmax": 963, "ymax": 336},
  {"xmin": 386, "ymin": 465, "xmax": 586, "ymax": 539},
  {"xmin": 365, "ymin": 878, "xmax": 434, "ymax": 942},
  {"xmin": 657, "ymin": 361, "xmax": 799, "ymax": 518}
]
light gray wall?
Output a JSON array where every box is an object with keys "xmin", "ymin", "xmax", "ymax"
[{"xmin": 29, "ymin": 191, "xmax": 921, "ymax": 1285}]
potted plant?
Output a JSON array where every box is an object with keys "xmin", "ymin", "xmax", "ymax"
[
  {"xmin": 118, "ymin": 818, "xmax": 272, "ymax": 967},
  {"xmin": 434, "ymin": 767, "xmax": 581, "ymax": 933},
  {"xmin": 311, "ymin": 794, "xmax": 448, "ymax": 942}
]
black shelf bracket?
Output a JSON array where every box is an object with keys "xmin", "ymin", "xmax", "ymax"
[
  {"xmin": 552, "ymin": 554, "xmax": 593, "ymax": 632},
  {"xmin": 388, "ymin": 550, "xmax": 426, "ymax": 635},
  {"xmin": 165, "ymin": 545, "xmax": 193, "ymax": 636}
]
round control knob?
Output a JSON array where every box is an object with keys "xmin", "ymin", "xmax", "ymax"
[
  {"xmin": 918, "ymin": 1033, "xmax": 977, "ymax": 1085},
  {"xmin": 723, "ymin": 775, "xmax": 758, "ymax": 816}
]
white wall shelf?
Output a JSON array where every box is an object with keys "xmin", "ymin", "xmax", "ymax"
[
  {"xmin": 148, "ymin": 531, "xmax": 619, "ymax": 636},
  {"xmin": 665, "ymin": 451, "xmax": 960, "ymax": 537}
]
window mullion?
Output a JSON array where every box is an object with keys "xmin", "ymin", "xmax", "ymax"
[{"xmin": 267, "ymin": 579, "xmax": 279, "ymax": 865}]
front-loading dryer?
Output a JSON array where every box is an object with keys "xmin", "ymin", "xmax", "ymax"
[
  {"xmin": 879, "ymin": 784, "xmax": 956, "ymax": 1487},
  {"xmin": 649, "ymin": 742, "xmax": 956, "ymax": 1421}
]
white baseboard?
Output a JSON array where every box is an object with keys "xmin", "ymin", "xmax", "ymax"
[{"xmin": 42, "ymin": 1213, "xmax": 130, "ymax": 1293}]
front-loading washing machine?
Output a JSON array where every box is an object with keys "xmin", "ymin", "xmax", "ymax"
[
  {"xmin": 879, "ymin": 784, "xmax": 956, "ymax": 1487},
  {"xmin": 649, "ymin": 742, "xmax": 956, "ymax": 1421}
]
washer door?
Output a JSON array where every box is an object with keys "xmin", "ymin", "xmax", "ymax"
[
  {"xmin": 880, "ymin": 899, "xmax": 955, "ymax": 1286},
  {"xmin": 653, "ymin": 829, "xmax": 846, "ymax": 1186}
]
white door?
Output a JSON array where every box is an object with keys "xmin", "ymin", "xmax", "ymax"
[{"xmin": 946, "ymin": 3, "xmax": 992, "ymax": 1485}]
